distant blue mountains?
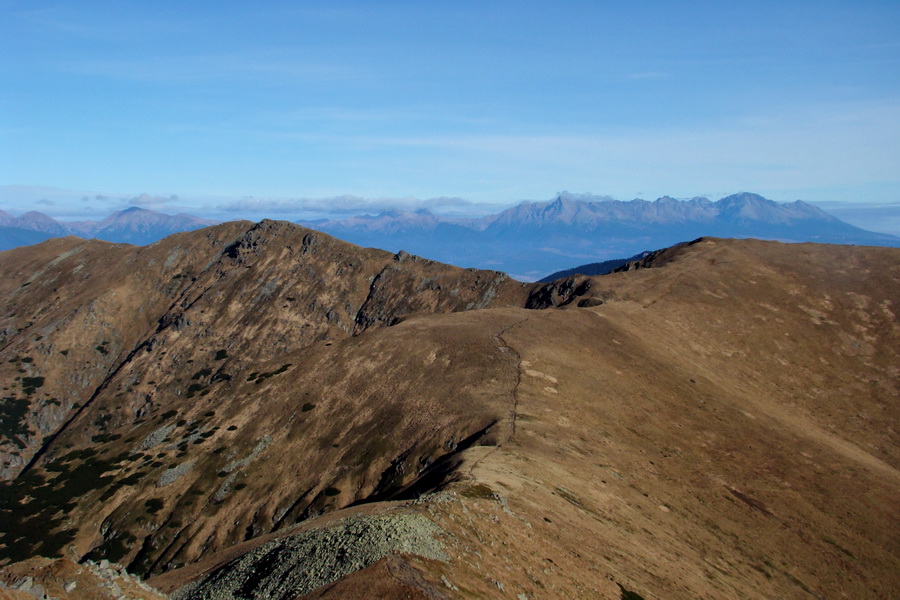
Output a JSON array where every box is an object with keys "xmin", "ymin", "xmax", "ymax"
[
  {"xmin": 2, "ymin": 193, "xmax": 898, "ymax": 281},
  {"xmin": 0, "ymin": 206, "xmax": 217, "ymax": 251},
  {"xmin": 299, "ymin": 192, "xmax": 900, "ymax": 279}
]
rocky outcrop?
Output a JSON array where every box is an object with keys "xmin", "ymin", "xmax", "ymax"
[
  {"xmin": 173, "ymin": 512, "xmax": 446, "ymax": 600},
  {"xmin": 0, "ymin": 558, "xmax": 168, "ymax": 600}
]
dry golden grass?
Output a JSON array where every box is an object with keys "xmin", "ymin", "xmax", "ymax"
[{"xmin": 1, "ymin": 228, "xmax": 897, "ymax": 599}]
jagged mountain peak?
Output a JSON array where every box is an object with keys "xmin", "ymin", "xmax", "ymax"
[
  {"xmin": 784, "ymin": 198, "xmax": 840, "ymax": 220},
  {"xmin": 293, "ymin": 191, "xmax": 899, "ymax": 278},
  {"xmin": 491, "ymin": 191, "xmax": 836, "ymax": 228},
  {"xmin": 545, "ymin": 194, "xmax": 583, "ymax": 220},
  {"xmin": 4, "ymin": 193, "xmax": 897, "ymax": 280},
  {"xmin": 714, "ymin": 192, "xmax": 835, "ymax": 224}
]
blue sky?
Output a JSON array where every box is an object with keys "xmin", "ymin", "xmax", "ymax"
[{"xmin": 1, "ymin": 1, "xmax": 899, "ymax": 229}]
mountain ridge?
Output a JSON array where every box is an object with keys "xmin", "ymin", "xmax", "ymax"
[
  {"xmin": 0, "ymin": 224, "xmax": 897, "ymax": 598},
  {"xmin": 300, "ymin": 192, "xmax": 899, "ymax": 278},
  {"xmin": 1, "ymin": 227, "xmax": 897, "ymax": 598},
  {"xmin": 3, "ymin": 193, "xmax": 897, "ymax": 280},
  {"xmin": 538, "ymin": 251, "xmax": 652, "ymax": 282},
  {"xmin": 0, "ymin": 207, "xmax": 219, "ymax": 250}
]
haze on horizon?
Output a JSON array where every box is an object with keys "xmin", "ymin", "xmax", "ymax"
[{"xmin": 2, "ymin": 1, "xmax": 899, "ymax": 232}]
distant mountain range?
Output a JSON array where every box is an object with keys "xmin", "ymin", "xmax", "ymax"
[
  {"xmin": 0, "ymin": 206, "xmax": 218, "ymax": 251},
  {"xmin": 300, "ymin": 192, "xmax": 900, "ymax": 279},
  {"xmin": 2, "ymin": 193, "xmax": 898, "ymax": 280}
]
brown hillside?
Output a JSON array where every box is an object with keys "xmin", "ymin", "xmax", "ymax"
[
  {"xmin": 0, "ymin": 220, "xmax": 532, "ymax": 479},
  {"xmin": 1, "ymin": 231, "xmax": 897, "ymax": 599}
]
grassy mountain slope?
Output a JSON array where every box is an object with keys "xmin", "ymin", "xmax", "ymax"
[{"xmin": 0, "ymin": 230, "xmax": 897, "ymax": 599}]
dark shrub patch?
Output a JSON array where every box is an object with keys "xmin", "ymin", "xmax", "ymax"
[
  {"xmin": 618, "ymin": 584, "xmax": 646, "ymax": 600},
  {"xmin": 186, "ymin": 383, "xmax": 206, "ymax": 398},
  {"xmin": 0, "ymin": 397, "xmax": 31, "ymax": 448},
  {"xmin": 0, "ymin": 453, "xmax": 119, "ymax": 562},
  {"xmin": 250, "ymin": 364, "xmax": 293, "ymax": 384},
  {"xmin": 92, "ymin": 413, "xmax": 112, "ymax": 429},
  {"xmin": 119, "ymin": 472, "xmax": 145, "ymax": 486},
  {"xmin": 84, "ymin": 532, "xmax": 137, "ymax": 563},
  {"xmin": 21, "ymin": 377, "xmax": 45, "ymax": 396},
  {"xmin": 191, "ymin": 368, "xmax": 212, "ymax": 380}
]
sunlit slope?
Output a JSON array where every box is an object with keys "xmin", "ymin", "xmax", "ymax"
[{"xmin": 1, "ymin": 233, "xmax": 897, "ymax": 599}]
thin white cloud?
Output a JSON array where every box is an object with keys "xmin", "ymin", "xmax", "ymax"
[
  {"xmin": 284, "ymin": 98, "xmax": 900, "ymax": 202},
  {"xmin": 258, "ymin": 105, "xmax": 494, "ymax": 127},
  {"xmin": 810, "ymin": 200, "xmax": 900, "ymax": 236},
  {"xmin": 126, "ymin": 193, "xmax": 178, "ymax": 208},
  {"xmin": 0, "ymin": 186, "xmax": 191, "ymax": 218},
  {"xmin": 218, "ymin": 195, "xmax": 476, "ymax": 216}
]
